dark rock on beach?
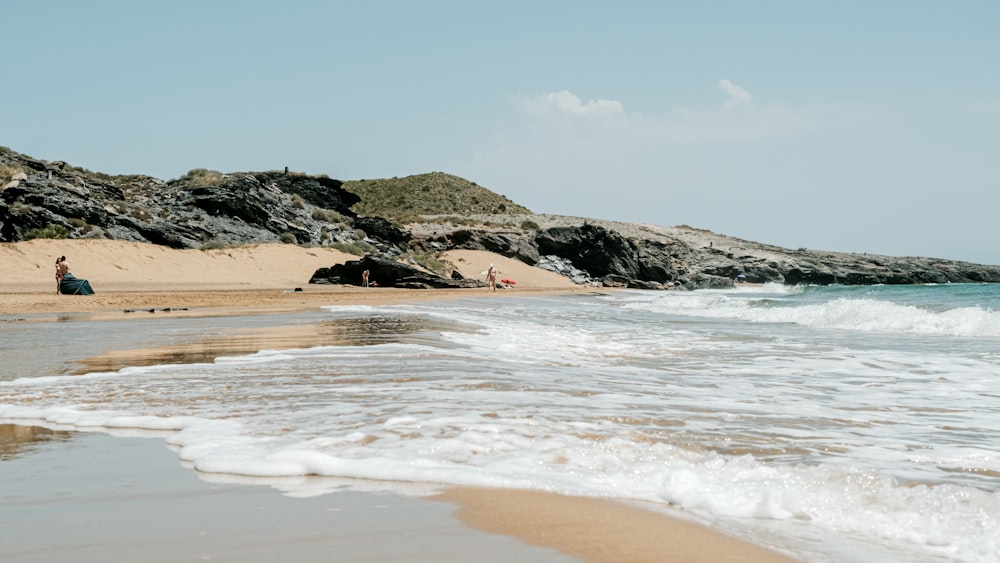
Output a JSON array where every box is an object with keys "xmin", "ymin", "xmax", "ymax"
[{"xmin": 310, "ymin": 255, "xmax": 484, "ymax": 289}]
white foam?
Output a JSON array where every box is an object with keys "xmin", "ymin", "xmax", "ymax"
[
  {"xmin": 624, "ymin": 291, "xmax": 1000, "ymax": 338},
  {"xmin": 4, "ymin": 385, "xmax": 998, "ymax": 562}
]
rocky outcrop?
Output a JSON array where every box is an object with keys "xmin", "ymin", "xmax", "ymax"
[
  {"xmin": 352, "ymin": 216, "xmax": 409, "ymax": 252},
  {"xmin": 309, "ymin": 255, "xmax": 484, "ymax": 289},
  {"xmin": 403, "ymin": 220, "xmax": 1000, "ymax": 289},
  {"xmin": 536, "ymin": 225, "xmax": 641, "ymax": 279},
  {"xmin": 0, "ymin": 148, "xmax": 382, "ymax": 251},
  {"xmin": 417, "ymin": 228, "xmax": 540, "ymax": 265}
]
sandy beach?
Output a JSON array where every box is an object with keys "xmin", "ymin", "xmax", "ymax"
[{"xmin": 1, "ymin": 239, "xmax": 798, "ymax": 562}]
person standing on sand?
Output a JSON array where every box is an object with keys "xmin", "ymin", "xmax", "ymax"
[
  {"xmin": 362, "ymin": 269, "xmax": 370, "ymax": 288},
  {"xmin": 54, "ymin": 255, "xmax": 96, "ymax": 295},
  {"xmin": 486, "ymin": 263, "xmax": 498, "ymax": 292},
  {"xmin": 55, "ymin": 256, "xmax": 66, "ymax": 294}
]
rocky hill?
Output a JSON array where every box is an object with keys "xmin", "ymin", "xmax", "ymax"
[
  {"xmin": 341, "ymin": 172, "xmax": 531, "ymax": 220},
  {"xmin": 3, "ymin": 146, "xmax": 1000, "ymax": 289}
]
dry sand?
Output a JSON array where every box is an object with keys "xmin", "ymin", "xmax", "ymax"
[
  {"xmin": 0, "ymin": 240, "xmax": 582, "ymax": 318},
  {"xmin": 1, "ymin": 239, "xmax": 799, "ymax": 562}
]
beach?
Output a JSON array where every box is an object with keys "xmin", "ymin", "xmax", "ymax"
[
  {"xmin": 0, "ymin": 239, "xmax": 586, "ymax": 318},
  {"xmin": 1, "ymin": 239, "xmax": 798, "ymax": 563}
]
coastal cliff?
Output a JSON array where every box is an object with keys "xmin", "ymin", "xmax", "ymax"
[{"xmin": 3, "ymin": 146, "xmax": 999, "ymax": 289}]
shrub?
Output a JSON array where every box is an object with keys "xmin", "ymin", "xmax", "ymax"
[
  {"xmin": 25, "ymin": 224, "xmax": 69, "ymax": 240},
  {"xmin": 200, "ymin": 239, "xmax": 230, "ymax": 250},
  {"xmin": 175, "ymin": 168, "xmax": 224, "ymax": 187},
  {"xmin": 409, "ymin": 251, "xmax": 446, "ymax": 275},
  {"xmin": 520, "ymin": 219, "xmax": 540, "ymax": 230},
  {"xmin": 330, "ymin": 240, "xmax": 376, "ymax": 256},
  {"xmin": 130, "ymin": 208, "xmax": 152, "ymax": 221},
  {"xmin": 67, "ymin": 218, "xmax": 87, "ymax": 229},
  {"xmin": 311, "ymin": 208, "xmax": 344, "ymax": 223},
  {"xmin": 0, "ymin": 164, "xmax": 25, "ymax": 182},
  {"xmin": 279, "ymin": 232, "xmax": 298, "ymax": 244},
  {"xmin": 291, "ymin": 194, "xmax": 305, "ymax": 209}
]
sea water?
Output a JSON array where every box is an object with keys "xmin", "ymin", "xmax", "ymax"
[{"xmin": 2, "ymin": 284, "xmax": 999, "ymax": 562}]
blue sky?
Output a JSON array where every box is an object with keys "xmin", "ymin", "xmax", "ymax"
[{"xmin": 6, "ymin": 1, "xmax": 999, "ymax": 263}]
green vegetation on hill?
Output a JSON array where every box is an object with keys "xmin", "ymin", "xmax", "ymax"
[
  {"xmin": 341, "ymin": 172, "xmax": 531, "ymax": 221},
  {"xmin": 173, "ymin": 168, "xmax": 226, "ymax": 187}
]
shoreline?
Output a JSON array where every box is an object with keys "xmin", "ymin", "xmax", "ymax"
[
  {"xmin": 0, "ymin": 426, "xmax": 578, "ymax": 563},
  {"xmin": 1, "ymin": 239, "xmax": 800, "ymax": 562},
  {"xmin": 2, "ymin": 422, "xmax": 798, "ymax": 563},
  {"xmin": 2, "ymin": 285, "xmax": 600, "ymax": 321}
]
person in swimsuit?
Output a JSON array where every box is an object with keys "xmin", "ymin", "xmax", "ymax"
[
  {"xmin": 55, "ymin": 256, "xmax": 67, "ymax": 294},
  {"xmin": 54, "ymin": 255, "xmax": 95, "ymax": 295},
  {"xmin": 486, "ymin": 263, "xmax": 498, "ymax": 292}
]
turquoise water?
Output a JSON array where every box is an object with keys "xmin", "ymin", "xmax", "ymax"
[{"xmin": 2, "ymin": 283, "xmax": 999, "ymax": 562}]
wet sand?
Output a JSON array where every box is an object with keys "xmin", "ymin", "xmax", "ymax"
[{"xmin": 0, "ymin": 426, "xmax": 576, "ymax": 563}]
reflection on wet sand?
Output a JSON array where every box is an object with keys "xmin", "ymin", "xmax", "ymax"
[
  {"xmin": 74, "ymin": 315, "xmax": 477, "ymax": 375},
  {"xmin": 0, "ymin": 424, "xmax": 75, "ymax": 460}
]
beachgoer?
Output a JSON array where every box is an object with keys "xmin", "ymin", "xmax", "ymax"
[
  {"xmin": 486, "ymin": 263, "xmax": 498, "ymax": 292},
  {"xmin": 362, "ymin": 269, "xmax": 370, "ymax": 288},
  {"xmin": 55, "ymin": 256, "xmax": 67, "ymax": 294},
  {"xmin": 55, "ymin": 255, "xmax": 95, "ymax": 295}
]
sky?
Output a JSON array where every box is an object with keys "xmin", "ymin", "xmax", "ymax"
[{"xmin": 5, "ymin": 1, "xmax": 999, "ymax": 264}]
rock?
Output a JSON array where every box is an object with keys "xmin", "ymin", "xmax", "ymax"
[
  {"xmin": 536, "ymin": 255, "xmax": 593, "ymax": 285},
  {"xmin": 310, "ymin": 255, "xmax": 485, "ymax": 289},
  {"xmin": 536, "ymin": 224, "xmax": 641, "ymax": 279},
  {"xmin": 258, "ymin": 171, "xmax": 357, "ymax": 212},
  {"xmin": 429, "ymin": 229, "xmax": 540, "ymax": 264},
  {"xmin": 353, "ymin": 216, "xmax": 408, "ymax": 249},
  {"xmin": 627, "ymin": 279, "xmax": 669, "ymax": 290},
  {"xmin": 0, "ymin": 147, "xmax": 369, "ymax": 250},
  {"xmin": 684, "ymin": 273, "xmax": 735, "ymax": 290}
]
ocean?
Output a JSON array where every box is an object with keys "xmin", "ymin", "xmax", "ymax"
[{"xmin": 2, "ymin": 283, "xmax": 999, "ymax": 562}]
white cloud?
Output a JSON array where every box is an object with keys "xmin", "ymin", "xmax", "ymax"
[
  {"xmin": 510, "ymin": 84, "xmax": 842, "ymax": 146},
  {"xmin": 718, "ymin": 79, "xmax": 752, "ymax": 109},
  {"xmin": 518, "ymin": 90, "xmax": 625, "ymax": 118}
]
